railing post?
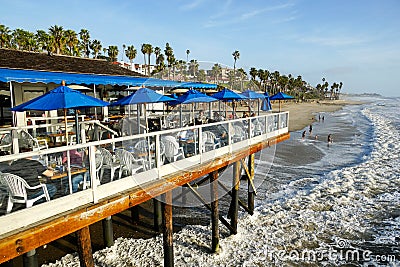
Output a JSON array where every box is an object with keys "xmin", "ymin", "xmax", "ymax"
[{"xmin": 88, "ymin": 145, "xmax": 98, "ymax": 203}]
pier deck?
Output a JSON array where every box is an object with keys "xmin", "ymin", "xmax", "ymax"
[{"xmin": 0, "ymin": 112, "xmax": 289, "ymax": 265}]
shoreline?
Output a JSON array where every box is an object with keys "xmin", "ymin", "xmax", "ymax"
[{"xmin": 274, "ymin": 99, "xmax": 364, "ymax": 132}]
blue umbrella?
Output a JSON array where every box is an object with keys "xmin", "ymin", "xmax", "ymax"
[
  {"xmin": 211, "ymin": 88, "xmax": 247, "ymax": 118},
  {"xmin": 269, "ymin": 92, "xmax": 295, "ymax": 111},
  {"xmin": 240, "ymin": 89, "xmax": 265, "ymax": 99},
  {"xmin": 240, "ymin": 89, "xmax": 266, "ymax": 115},
  {"xmin": 110, "ymin": 87, "xmax": 175, "ymax": 133},
  {"xmin": 171, "ymin": 89, "xmax": 217, "ymax": 127},
  {"xmin": 12, "ymin": 83, "xmax": 109, "ymax": 144},
  {"xmin": 261, "ymin": 92, "xmax": 272, "ymax": 111},
  {"xmin": 175, "ymin": 89, "xmax": 217, "ymax": 104}
]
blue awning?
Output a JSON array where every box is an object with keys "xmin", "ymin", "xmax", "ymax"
[{"xmin": 0, "ymin": 67, "xmax": 217, "ymax": 89}]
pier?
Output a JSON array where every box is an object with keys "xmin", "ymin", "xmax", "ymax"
[{"xmin": 0, "ymin": 112, "xmax": 289, "ymax": 266}]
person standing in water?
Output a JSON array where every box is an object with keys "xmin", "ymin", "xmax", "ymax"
[
  {"xmin": 309, "ymin": 124, "xmax": 313, "ymax": 135},
  {"xmin": 328, "ymin": 134, "xmax": 333, "ymax": 144},
  {"xmin": 302, "ymin": 130, "xmax": 306, "ymax": 139}
]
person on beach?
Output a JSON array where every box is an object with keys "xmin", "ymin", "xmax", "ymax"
[
  {"xmin": 309, "ymin": 124, "xmax": 313, "ymax": 135},
  {"xmin": 328, "ymin": 134, "xmax": 333, "ymax": 144},
  {"xmin": 302, "ymin": 130, "xmax": 306, "ymax": 139}
]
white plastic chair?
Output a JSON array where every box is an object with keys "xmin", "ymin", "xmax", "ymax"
[
  {"xmin": 162, "ymin": 136, "xmax": 185, "ymax": 162},
  {"xmin": 18, "ymin": 130, "xmax": 48, "ymax": 151},
  {"xmin": 115, "ymin": 149, "xmax": 145, "ymax": 179},
  {"xmin": 232, "ymin": 125, "xmax": 246, "ymax": 143},
  {"xmin": 0, "ymin": 173, "xmax": 50, "ymax": 214},
  {"xmin": 201, "ymin": 131, "xmax": 220, "ymax": 152},
  {"xmin": 0, "ymin": 133, "xmax": 12, "ymax": 154},
  {"xmin": 99, "ymin": 147, "xmax": 120, "ymax": 182}
]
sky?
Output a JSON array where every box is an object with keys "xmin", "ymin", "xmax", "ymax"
[{"xmin": 1, "ymin": 0, "xmax": 400, "ymax": 97}]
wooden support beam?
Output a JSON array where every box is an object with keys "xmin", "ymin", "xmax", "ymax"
[
  {"xmin": 217, "ymin": 180, "xmax": 251, "ymax": 214},
  {"xmin": 229, "ymin": 161, "xmax": 240, "ymax": 235},
  {"xmin": 76, "ymin": 226, "xmax": 94, "ymax": 267},
  {"xmin": 210, "ymin": 171, "xmax": 219, "ymax": 253},
  {"xmin": 154, "ymin": 198, "xmax": 162, "ymax": 233},
  {"xmin": 130, "ymin": 206, "xmax": 140, "ymax": 224},
  {"xmin": 102, "ymin": 216, "xmax": 114, "ymax": 247},
  {"xmin": 162, "ymin": 191, "xmax": 174, "ymax": 267},
  {"xmin": 186, "ymin": 184, "xmax": 235, "ymax": 233},
  {"xmin": 22, "ymin": 249, "xmax": 37, "ymax": 267},
  {"xmin": 247, "ymin": 154, "xmax": 255, "ymax": 215},
  {"xmin": 240, "ymin": 159, "xmax": 257, "ymax": 195}
]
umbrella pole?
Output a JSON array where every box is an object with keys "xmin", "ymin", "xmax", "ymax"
[
  {"xmin": 74, "ymin": 109, "xmax": 80, "ymax": 144},
  {"xmin": 64, "ymin": 109, "xmax": 68, "ymax": 145}
]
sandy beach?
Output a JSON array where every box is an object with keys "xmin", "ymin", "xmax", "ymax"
[{"xmin": 272, "ymin": 99, "xmax": 364, "ymax": 132}]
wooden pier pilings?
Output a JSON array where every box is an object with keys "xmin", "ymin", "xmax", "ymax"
[{"xmin": 0, "ymin": 133, "xmax": 290, "ymax": 266}]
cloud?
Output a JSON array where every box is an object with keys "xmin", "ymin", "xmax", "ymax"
[
  {"xmin": 204, "ymin": 2, "xmax": 294, "ymax": 28},
  {"xmin": 180, "ymin": 0, "xmax": 206, "ymax": 11},
  {"xmin": 299, "ymin": 35, "xmax": 367, "ymax": 47}
]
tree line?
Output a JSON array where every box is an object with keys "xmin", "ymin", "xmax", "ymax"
[{"xmin": 0, "ymin": 24, "xmax": 342, "ymax": 100}]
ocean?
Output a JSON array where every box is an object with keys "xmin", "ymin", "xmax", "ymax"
[{"xmin": 42, "ymin": 96, "xmax": 399, "ymax": 267}]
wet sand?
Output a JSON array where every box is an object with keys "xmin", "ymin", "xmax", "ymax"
[{"xmin": 276, "ymin": 99, "xmax": 363, "ymax": 132}]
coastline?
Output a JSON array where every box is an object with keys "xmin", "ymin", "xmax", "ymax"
[{"xmin": 274, "ymin": 99, "xmax": 363, "ymax": 132}]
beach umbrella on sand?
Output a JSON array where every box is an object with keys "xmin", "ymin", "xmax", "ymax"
[
  {"xmin": 269, "ymin": 92, "xmax": 295, "ymax": 112},
  {"xmin": 12, "ymin": 81, "xmax": 109, "ymax": 144}
]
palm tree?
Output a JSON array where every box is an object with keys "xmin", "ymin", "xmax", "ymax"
[
  {"xmin": 186, "ymin": 49, "xmax": 190, "ymax": 62},
  {"xmin": 48, "ymin": 25, "xmax": 64, "ymax": 54},
  {"xmin": 232, "ymin": 50, "xmax": 240, "ymax": 87},
  {"xmin": 79, "ymin": 29, "xmax": 90, "ymax": 58},
  {"xmin": 145, "ymin": 44, "xmax": 153, "ymax": 76},
  {"xmin": 141, "ymin": 44, "xmax": 147, "ymax": 75},
  {"xmin": 164, "ymin": 43, "xmax": 174, "ymax": 79},
  {"xmin": 189, "ymin": 59, "xmax": 199, "ymax": 81},
  {"xmin": 122, "ymin": 44, "xmax": 126, "ymax": 61},
  {"xmin": 125, "ymin": 45, "xmax": 137, "ymax": 70},
  {"xmin": 211, "ymin": 63, "xmax": 222, "ymax": 83},
  {"xmin": 249, "ymin": 67, "xmax": 258, "ymax": 81},
  {"xmin": 90, "ymin": 39, "xmax": 102, "ymax": 59},
  {"xmin": 0, "ymin": 24, "xmax": 11, "ymax": 48},
  {"xmin": 107, "ymin": 45, "xmax": 119, "ymax": 62},
  {"xmin": 64, "ymin": 29, "xmax": 78, "ymax": 55}
]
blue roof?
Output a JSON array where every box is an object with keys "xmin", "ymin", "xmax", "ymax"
[
  {"xmin": 11, "ymin": 85, "xmax": 109, "ymax": 111},
  {"xmin": 0, "ymin": 67, "xmax": 217, "ymax": 89},
  {"xmin": 110, "ymin": 87, "xmax": 174, "ymax": 106}
]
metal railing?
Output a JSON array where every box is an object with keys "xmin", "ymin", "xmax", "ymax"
[{"xmin": 0, "ymin": 111, "xmax": 288, "ymax": 235}]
